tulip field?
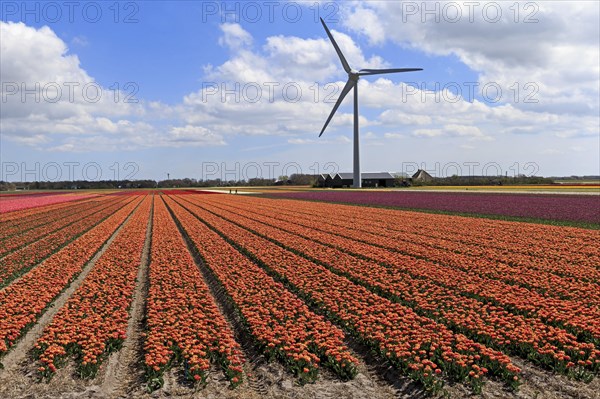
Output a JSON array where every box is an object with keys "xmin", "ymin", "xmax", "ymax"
[
  {"xmin": 272, "ymin": 191, "xmax": 600, "ymax": 224},
  {"xmin": 0, "ymin": 191, "xmax": 599, "ymax": 398}
]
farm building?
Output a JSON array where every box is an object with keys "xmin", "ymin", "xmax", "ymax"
[
  {"xmin": 327, "ymin": 172, "xmax": 396, "ymax": 188},
  {"xmin": 316, "ymin": 174, "xmax": 333, "ymax": 187},
  {"xmin": 331, "ymin": 173, "xmax": 354, "ymax": 188},
  {"xmin": 361, "ymin": 172, "xmax": 396, "ymax": 187},
  {"xmin": 412, "ymin": 169, "xmax": 434, "ymax": 182}
]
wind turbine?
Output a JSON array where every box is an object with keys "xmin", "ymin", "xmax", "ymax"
[{"xmin": 318, "ymin": 18, "xmax": 422, "ymax": 188}]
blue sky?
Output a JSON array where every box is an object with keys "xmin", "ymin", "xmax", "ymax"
[
  {"xmin": 1, "ymin": 1, "xmax": 599, "ymax": 181},
  {"xmin": 9, "ymin": 3, "xmax": 476, "ymax": 104}
]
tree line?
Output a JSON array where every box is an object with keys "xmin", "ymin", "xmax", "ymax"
[
  {"xmin": 0, "ymin": 174, "xmax": 317, "ymax": 191},
  {"xmin": 0, "ymin": 174, "xmax": 578, "ymax": 191}
]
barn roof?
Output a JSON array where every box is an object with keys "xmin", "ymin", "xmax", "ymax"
[
  {"xmin": 333, "ymin": 172, "xmax": 395, "ymax": 180},
  {"xmin": 335, "ymin": 173, "xmax": 354, "ymax": 180},
  {"xmin": 412, "ymin": 169, "xmax": 434, "ymax": 180},
  {"xmin": 362, "ymin": 172, "xmax": 395, "ymax": 179}
]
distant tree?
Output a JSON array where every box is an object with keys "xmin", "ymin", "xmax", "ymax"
[
  {"xmin": 289, "ymin": 174, "xmax": 317, "ymax": 186},
  {"xmin": 0, "ymin": 181, "xmax": 16, "ymax": 191}
]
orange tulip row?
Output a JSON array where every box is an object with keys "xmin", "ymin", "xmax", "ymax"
[
  {"xmin": 267, "ymin": 199, "xmax": 600, "ymax": 282},
  {"xmin": 221, "ymin": 197, "xmax": 600, "ymax": 304},
  {"xmin": 205, "ymin": 195, "xmax": 600, "ymax": 343},
  {"xmin": 176, "ymin": 195, "xmax": 521, "ymax": 394},
  {"xmin": 34, "ymin": 194, "xmax": 152, "ymax": 378},
  {"xmin": 254, "ymin": 196, "xmax": 599, "ymax": 265},
  {"xmin": 304, "ymin": 219, "xmax": 600, "ymax": 302},
  {"xmin": 266, "ymin": 196, "xmax": 599, "ymax": 260},
  {"xmin": 191, "ymin": 198, "xmax": 599, "ymax": 376},
  {"xmin": 164, "ymin": 195, "xmax": 358, "ymax": 382},
  {"xmin": 0, "ymin": 198, "xmax": 98, "ymax": 240},
  {"xmin": 207, "ymin": 199, "xmax": 600, "ymax": 342},
  {"xmin": 143, "ymin": 196, "xmax": 244, "ymax": 389},
  {"xmin": 0, "ymin": 196, "xmax": 88, "ymax": 225},
  {"xmin": 0, "ymin": 196, "xmax": 142, "ymax": 363},
  {"xmin": 0, "ymin": 197, "xmax": 121, "ymax": 258},
  {"xmin": 0, "ymin": 196, "xmax": 137, "ymax": 287}
]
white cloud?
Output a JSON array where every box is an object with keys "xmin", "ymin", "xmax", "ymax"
[
  {"xmin": 0, "ymin": 21, "xmax": 146, "ymax": 147},
  {"xmin": 71, "ymin": 35, "xmax": 89, "ymax": 47},
  {"xmin": 383, "ymin": 132, "xmax": 406, "ymax": 139},
  {"xmin": 288, "ymin": 138, "xmax": 317, "ymax": 145},
  {"xmin": 379, "ymin": 110, "xmax": 432, "ymax": 125},
  {"xmin": 413, "ymin": 129, "xmax": 444, "ymax": 138},
  {"xmin": 218, "ymin": 23, "xmax": 253, "ymax": 49},
  {"xmin": 343, "ymin": 1, "xmax": 600, "ymax": 117},
  {"xmin": 345, "ymin": 6, "xmax": 386, "ymax": 45},
  {"xmin": 7, "ymin": 18, "xmax": 581, "ymax": 155},
  {"xmin": 2, "ymin": 10, "xmax": 599, "ymax": 176},
  {"xmin": 444, "ymin": 124, "xmax": 485, "ymax": 138},
  {"xmin": 1, "ymin": 22, "xmax": 87, "ymax": 84},
  {"xmin": 168, "ymin": 125, "xmax": 226, "ymax": 146},
  {"xmin": 0, "ymin": 21, "xmax": 225, "ymax": 152},
  {"xmin": 178, "ymin": 25, "xmax": 382, "ymax": 144},
  {"xmin": 363, "ymin": 132, "xmax": 377, "ymax": 139},
  {"xmin": 540, "ymin": 148, "xmax": 563, "ymax": 155}
]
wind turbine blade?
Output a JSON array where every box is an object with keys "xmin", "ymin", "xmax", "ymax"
[
  {"xmin": 319, "ymin": 79, "xmax": 355, "ymax": 137},
  {"xmin": 358, "ymin": 68, "xmax": 423, "ymax": 76},
  {"xmin": 320, "ymin": 18, "xmax": 352, "ymax": 74}
]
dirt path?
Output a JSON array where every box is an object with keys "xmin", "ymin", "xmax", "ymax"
[
  {"xmin": 164, "ymin": 198, "xmax": 262, "ymax": 399},
  {"xmin": 0, "ymin": 201, "xmax": 140, "ymax": 399},
  {"xmin": 166, "ymin": 197, "xmax": 398, "ymax": 399},
  {"xmin": 99, "ymin": 196, "xmax": 154, "ymax": 398},
  {"xmin": 2, "ymin": 194, "xmax": 598, "ymax": 399},
  {"xmin": 505, "ymin": 358, "xmax": 600, "ymax": 399}
]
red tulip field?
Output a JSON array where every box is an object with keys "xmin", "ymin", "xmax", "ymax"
[{"xmin": 0, "ymin": 191, "xmax": 598, "ymax": 398}]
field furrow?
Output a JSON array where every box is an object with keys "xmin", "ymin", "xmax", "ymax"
[
  {"xmin": 143, "ymin": 196, "xmax": 244, "ymax": 389},
  {"xmin": 256, "ymin": 196, "xmax": 600, "ymax": 269},
  {"xmin": 164, "ymin": 195, "xmax": 359, "ymax": 382},
  {"xmin": 213, "ymin": 197, "xmax": 599, "ymax": 306},
  {"xmin": 174, "ymin": 195, "xmax": 521, "ymax": 394},
  {"xmin": 0, "ymin": 196, "xmax": 135, "ymax": 287},
  {"xmin": 0, "ymin": 193, "xmax": 99, "ymax": 214},
  {"xmin": 268, "ymin": 196, "xmax": 599, "ymax": 277},
  {"xmin": 184, "ymin": 196, "xmax": 599, "ymax": 377},
  {"xmin": 0, "ymin": 196, "xmax": 142, "ymax": 363},
  {"xmin": 0, "ymin": 197, "xmax": 120, "ymax": 258},
  {"xmin": 0, "ymin": 198, "xmax": 97, "ymax": 239},
  {"xmin": 34, "ymin": 194, "xmax": 152, "ymax": 378},
  {"xmin": 1, "ymin": 190, "xmax": 597, "ymax": 398},
  {"xmin": 194, "ymin": 195, "xmax": 600, "ymax": 343}
]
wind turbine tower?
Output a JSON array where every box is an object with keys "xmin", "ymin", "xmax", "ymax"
[{"xmin": 318, "ymin": 18, "xmax": 423, "ymax": 188}]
